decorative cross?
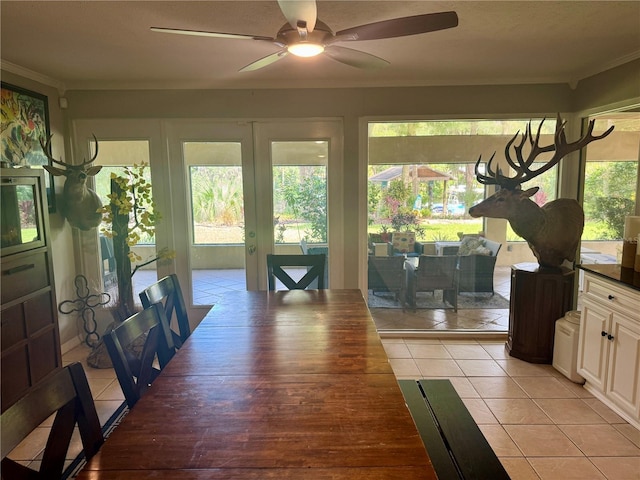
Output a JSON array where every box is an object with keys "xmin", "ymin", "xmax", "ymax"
[{"xmin": 58, "ymin": 275, "xmax": 111, "ymax": 348}]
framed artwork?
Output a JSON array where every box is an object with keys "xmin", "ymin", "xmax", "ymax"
[{"xmin": 1, "ymin": 82, "xmax": 56, "ymax": 212}]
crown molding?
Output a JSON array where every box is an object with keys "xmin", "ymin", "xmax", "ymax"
[
  {"xmin": 571, "ymin": 50, "xmax": 640, "ymax": 89},
  {"xmin": 0, "ymin": 60, "xmax": 66, "ymax": 93}
]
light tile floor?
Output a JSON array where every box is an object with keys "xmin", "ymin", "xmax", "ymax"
[{"xmin": 383, "ymin": 337, "xmax": 640, "ymax": 480}]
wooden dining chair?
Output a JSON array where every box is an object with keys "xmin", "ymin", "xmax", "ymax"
[
  {"xmin": 267, "ymin": 253, "xmax": 326, "ymax": 290},
  {"xmin": 104, "ymin": 303, "xmax": 175, "ymax": 408},
  {"xmin": 139, "ymin": 273, "xmax": 191, "ymax": 349},
  {"xmin": 1, "ymin": 362, "xmax": 103, "ymax": 480}
]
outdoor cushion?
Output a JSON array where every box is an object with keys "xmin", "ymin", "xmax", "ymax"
[
  {"xmin": 458, "ymin": 236, "xmax": 491, "ymax": 256},
  {"xmin": 391, "ymin": 232, "xmax": 416, "ymax": 254}
]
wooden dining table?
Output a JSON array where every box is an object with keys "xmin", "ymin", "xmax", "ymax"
[{"xmin": 76, "ymin": 289, "xmax": 437, "ymax": 479}]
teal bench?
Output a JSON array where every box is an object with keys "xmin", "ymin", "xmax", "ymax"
[{"xmin": 399, "ymin": 379, "xmax": 511, "ymax": 480}]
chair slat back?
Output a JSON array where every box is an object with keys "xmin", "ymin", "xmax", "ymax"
[
  {"xmin": 267, "ymin": 254, "xmax": 326, "ymax": 290},
  {"xmin": 104, "ymin": 304, "xmax": 174, "ymax": 408},
  {"xmin": 367, "ymin": 256, "xmax": 405, "ymax": 290},
  {"xmin": 139, "ymin": 274, "xmax": 190, "ymax": 348},
  {"xmin": 1, "ymin": 362, "xmax": 103, "ymax": 479},
  {"xmin": 416, "ymin": 255, "xmax": 457, "ymax": 289}
]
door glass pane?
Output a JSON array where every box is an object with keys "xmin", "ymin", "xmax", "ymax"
[
  {"xmin": 272, "ymin": 140, "xmax": 328, "ymax": 287},
  {"xmin": 581, "ymin": 112, "xmax": 640, "ymax": 264},
  {"xmin": 0, "ymin": 183, "xmax": 40, "ymax": 248},
  {"xmin": 94, "ymin": 140, "xmax": 155, "ymax": 304},
  {"xmin": 184, "ymin": 142, "xmax": 246, "ymax": 304}
]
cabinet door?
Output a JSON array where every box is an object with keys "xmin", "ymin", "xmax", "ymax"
[
  {"xmin": 577, "ymin": 301, "xmax": 611, "ymax": 391},
  {"xmin": 606, "ymin": 313, "xmax": 640, "ymax": 419}
]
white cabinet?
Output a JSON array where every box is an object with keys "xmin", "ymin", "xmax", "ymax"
[{"xmin": 577, "ymin": 272, "xmax": 640, "ymax": 428}]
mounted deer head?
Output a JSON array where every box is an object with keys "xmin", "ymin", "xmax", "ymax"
[
  {"xmin": 468, "ymin": 114, "xmax": 614, "ymax": 268},
  {"xmin": 40, "ymin": 135, "xmax": 103, "ymax": 231}
]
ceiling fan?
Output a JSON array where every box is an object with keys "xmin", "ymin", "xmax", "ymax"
[{"xmin": 151, "ymin": 0, "xmax": 458, "ymax": 72}]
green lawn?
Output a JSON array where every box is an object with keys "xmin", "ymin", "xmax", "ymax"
[
  {"xmin": 370, "ymin": 219, "xmax": 482, "ymax": 242},
  {"xmin": 370, "ymin": 219, "xmax": 614, "ymax": 243}
]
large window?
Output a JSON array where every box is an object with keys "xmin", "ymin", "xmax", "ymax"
[
  {"xmin": 367, "ymin": 118, "xmax": 558, "ymax": 244},
  {"xmin": 582, "ymin": 112, "xmax": 640, "ymax": 243}
]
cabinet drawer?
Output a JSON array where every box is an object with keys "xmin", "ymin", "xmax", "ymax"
[
  {"xmin": 0, "ymin": 252, "xmax": 49, "ymax": 304},
  {"xmin": 584, "ymin": 275, "xmax": 640, "ymax": 318},
  {"xmin": 1, "ymin": 346, "xmax": 30, "ymax": 412},
  {"xmin": 30, "ymin": 328, "xmax": 61, "ymax": 384},
  {"xmin": 1, "ymin": 303, "xmax": 27, "ymax": 350},
  {"xmin": 25, "ymin": 290, "xmax": 55, "ymax": 335}
]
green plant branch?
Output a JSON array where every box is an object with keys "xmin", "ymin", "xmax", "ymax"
[{"xmin": 98, "ymin": 163, "xmax": 173, "ymax": 319}]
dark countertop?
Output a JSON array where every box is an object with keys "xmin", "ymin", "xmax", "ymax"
[{"xmin": 578, "ymin": 263, "xmax": 640, "ymax": 292}]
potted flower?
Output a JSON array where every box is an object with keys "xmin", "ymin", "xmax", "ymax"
[{"xmin": 390, "ymin": 208, "xmax": 425, "ymax": 237}]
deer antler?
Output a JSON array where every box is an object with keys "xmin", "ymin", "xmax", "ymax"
[
  {"xmin": 39, "ymin": 134, "xmax": 99, "ymax": 168},
  {"xmin": 474, "ymin": 114, "xmax": 614, "ymax": 189},
  {"xmin": 40, "ymin": 135, "xmax": 67, "ymax": 167}
]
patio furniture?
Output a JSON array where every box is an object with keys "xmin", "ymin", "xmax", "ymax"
[
  {"xmin": 389, "ymin": 231, "xmax": 422, "ymax": 257},
  {"xmin": 300, "ymin": 239, "xmax": 329, "ymax": 288},
  {"xmin": 406, "ymin": 255, "xmax": 458, "ymax": 312},
  {"xmin": 367, "ymin": 255, "xmax": 406, "ymax": 306},
  {"xmin": 434, "ymin": 240, "xmax": 462, "ymax": 256},
  {"xmin": 455, "ymin": 237, "xmax": 502, "ymax": 294},
  {"xmin": 100, "ymin": 234, "xmax": 116, "ymax": 287}
]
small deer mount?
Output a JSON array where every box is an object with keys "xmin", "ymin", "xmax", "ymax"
[
  {"xmin": 40, "ymin": 135, "xmax": 103, "ymax": 231},
  {"xmin": 469, "ymin": 114, "xmax": 614, "ymax": 268}
]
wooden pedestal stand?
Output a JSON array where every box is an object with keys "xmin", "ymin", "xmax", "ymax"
[{"xmin": 507, "ymin": 262, "xmax": 574, "ymax": 364}]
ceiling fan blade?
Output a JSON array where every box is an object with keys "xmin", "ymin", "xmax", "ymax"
[
  {"xmin": 239, "ymin": 50, "xmax": 289, "ymax": 72},
  {"xmin": 334, "ymin": 11, "xmax": 458, "ymax": 41},
  {"xmin": 151, "ymin": 26, "xmax": 273, "ymax": 42},
  {"xmin": 277, "ymin": 0, "xmax": 317, "ymax": 32},
  {"xmin": 323, "ymin": 46, "xmax": 389, "ymax": 70}
]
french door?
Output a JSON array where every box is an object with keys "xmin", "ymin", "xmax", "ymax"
[
  {"xmin": 165, "ymin": 120, "xmax": 257, "ymax": 311},
  {"xmin": 166, "ymin": 119, "xmax": 343, "ymax": 316}
]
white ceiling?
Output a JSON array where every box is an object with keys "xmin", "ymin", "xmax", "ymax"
[{"xmin": 1, "ymin": 1, "xmax": 639, "ymax": 91}]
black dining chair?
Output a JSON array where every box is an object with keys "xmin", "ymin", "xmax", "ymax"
[
  {"xmin": 139, "ymin": 273, "xmax": 191, "ymax": 349},
  {"xmin": 1, "ymin": 362, "xmax": 104, "ymax": 480},
  {"xmin": 104, "ymin": 303, "xmax": 175, "ymax": 408},
  {"xmin": 266, "ymin": 253, "xmax": 326, "ymax": 290}
]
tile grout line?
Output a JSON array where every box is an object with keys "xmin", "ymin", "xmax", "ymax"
[{"xmin": 387, "ymin": 337, "xmax": 639, "ymax": 480}]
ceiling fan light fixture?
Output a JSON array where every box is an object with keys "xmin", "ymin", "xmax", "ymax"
[{"xmin": 288, "ymin": 42, "xmax": 324, "ymax": 57}]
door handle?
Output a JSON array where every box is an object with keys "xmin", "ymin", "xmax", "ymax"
[{"xmin": 248, "ymin": 245, "xmax": 256, "ymax": 255}]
